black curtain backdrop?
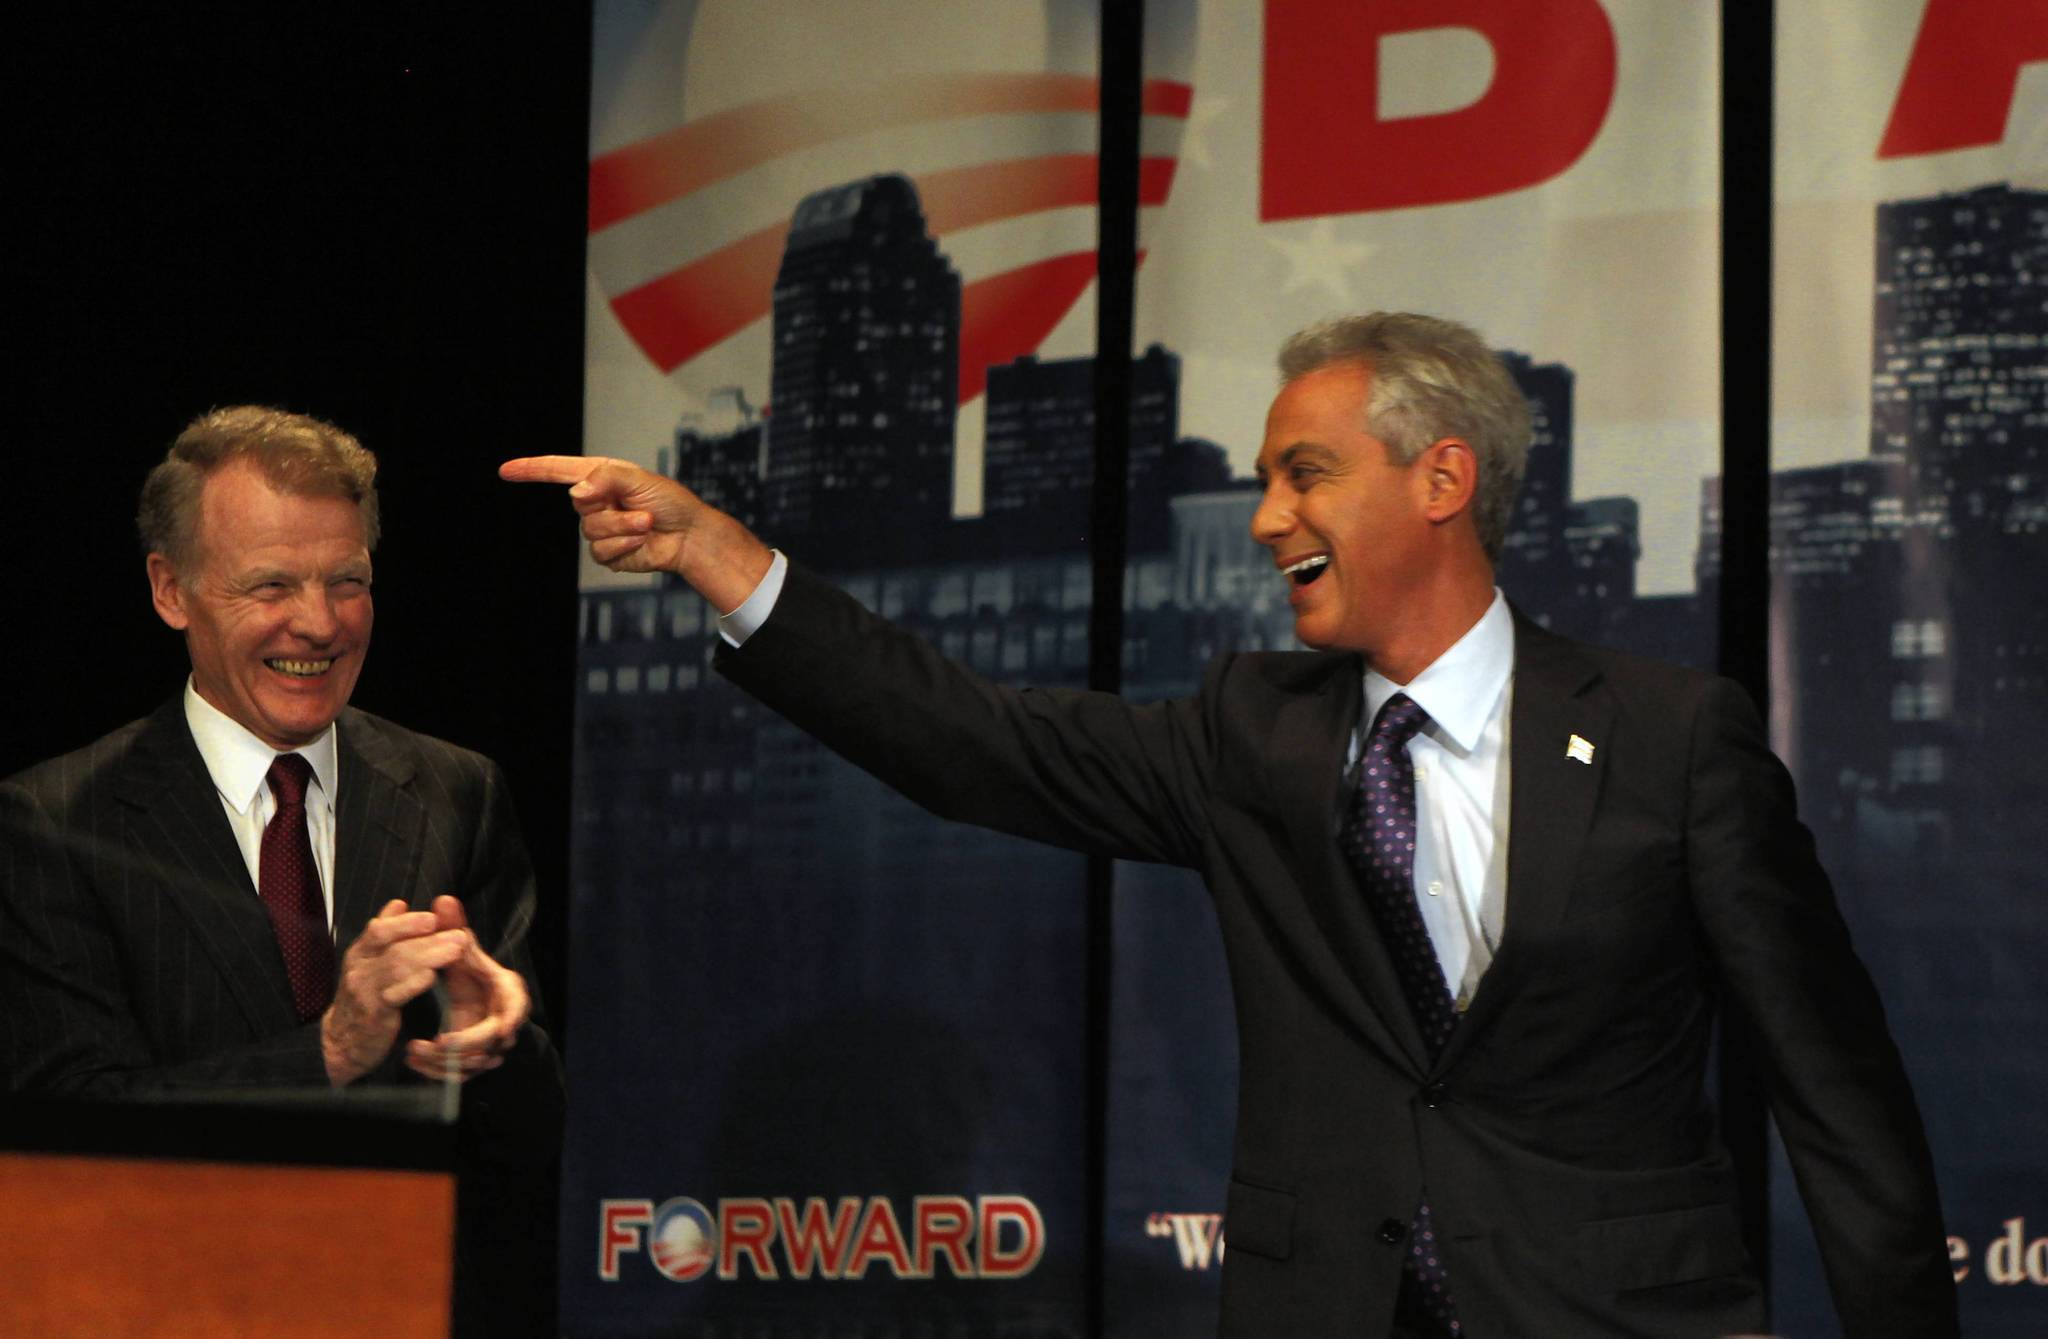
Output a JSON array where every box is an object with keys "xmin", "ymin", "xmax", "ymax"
[{"xmin": 8, "ymin": 4, "xmax": 591, "ymax": 1034}]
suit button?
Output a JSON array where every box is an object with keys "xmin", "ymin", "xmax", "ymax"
[
  {"xmin": 1378, "ymin": 1218, "xmax": 1408, "ymax": 1244},
  {"xmin": 1422, "ymin": 1083, "xmax": 1447, "ymax": 1109}
]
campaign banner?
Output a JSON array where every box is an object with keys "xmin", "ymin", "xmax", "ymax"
[
  {"xmin": 1768, "ymin": 4, "xmax": 2046, "ymax": 1333},
  {"xmin": 566, "ymin": 3, "xmax": 1189, "ymax": 1334},
  {"xmin": 1110, "ymin": 2, "xmax": 1721, "ymax": 1327},
  {"xmin": 561, "ymin": 1, "xmax": 2041, "ymax": 1334}
]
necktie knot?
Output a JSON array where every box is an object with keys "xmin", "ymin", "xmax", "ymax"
[
  {"xmin": 1368, "ymin": 692, "xmax": 1431, "ymax": 753},
  {"xmin": 266, "ymin": 753, "xmax": 314, "ymax": 809}
]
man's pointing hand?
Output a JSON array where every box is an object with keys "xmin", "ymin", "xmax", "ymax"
[{"xmin": 500, "ymin": 455, "xmax": 772, "ymax": 610}]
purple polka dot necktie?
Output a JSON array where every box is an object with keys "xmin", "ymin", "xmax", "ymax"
[
  {"xmin": 260, "ymin": 753, "xmax": 335, "ymax": 1023},
  {"xmin": 1341, "ymin": 693, "xmax": 1463, "ymax": 1337}
]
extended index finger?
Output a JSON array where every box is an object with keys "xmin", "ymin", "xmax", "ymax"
[{"xmin": 499, "ymin": 454, "xmax": 607, "ymax": 485}]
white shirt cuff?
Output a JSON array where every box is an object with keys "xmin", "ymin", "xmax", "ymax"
[{"xmin": 716, "ymin": 549, "xmax": 788, "ymax": 647}]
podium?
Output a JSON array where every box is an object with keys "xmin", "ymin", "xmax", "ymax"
[{"xmin": 1, "ymin": 1090, "xmax": 458, "ymax": 1338}]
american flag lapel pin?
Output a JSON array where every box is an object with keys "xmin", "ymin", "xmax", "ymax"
[{"xmin": 1566, "ymin": 734, "xmax": 1596, "ymax": 765}]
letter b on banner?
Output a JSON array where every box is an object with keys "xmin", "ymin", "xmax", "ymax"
[{"xmin": 1261, "ymin": 0, "xmax": 1617, "ymax": 220}]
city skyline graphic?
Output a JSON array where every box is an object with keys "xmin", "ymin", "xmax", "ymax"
[
  {"xmin": 569, "ymin": 172, "xmax": 2043, "ymax": 1330},
  {"xmin": 601, "ymin": 173, "xmax": 2041, "ymax": 855}
]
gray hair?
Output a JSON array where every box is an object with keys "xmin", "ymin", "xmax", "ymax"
[
  {"xmin": 1278, "ymin": 313, "xmax": 1531, "ymax": 562},
  {"xmin": 138, "ymin": 405, "xmax": 380, "ymax": 568}
]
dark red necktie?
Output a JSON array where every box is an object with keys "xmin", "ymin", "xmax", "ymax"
[
  {"xmin": 260, "ymin": 753, "xmax": 336, "ymax": 1022},
  {"xmin": 1341, "ymin": 694, "xmax": 1463, "ymax": 1337}
]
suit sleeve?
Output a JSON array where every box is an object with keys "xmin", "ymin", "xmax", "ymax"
[
  {"xmin": 713, "ymin": 560, "xmax": 1214, "ymax": 868},
  {"xmin": 1682, "ymin": 677, "xmax": 1957, "ymax": 1336},
  {"xmin": 0, "ymin": 779, "xmax": 329, "ymax": 1095}
]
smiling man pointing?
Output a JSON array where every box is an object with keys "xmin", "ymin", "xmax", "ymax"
[{"xmin": 506, "ymin": 313, "xmax": 1953, "ymax": 1338}]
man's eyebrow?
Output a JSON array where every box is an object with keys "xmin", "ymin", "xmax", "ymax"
[
  {"xmin": 233, "ymin": 566, "xmax": 293, "ymax": 585},
  {"xmin": 1256, "ymin": 442, "xmax": 1303, "ymax": 481},
  {"xmin": 1267, "ymin": 442, "xmax": 1333, "ymax": 469}
]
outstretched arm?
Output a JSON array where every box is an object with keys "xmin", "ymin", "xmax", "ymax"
[{"xmin": 498, "ymin": 455, "xmax": 774, "ymax": 613}]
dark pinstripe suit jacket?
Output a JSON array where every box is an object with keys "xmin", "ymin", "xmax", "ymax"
[{"xmin": 0, "ymin": 698, "xmax": 562, "ymax": 1156}]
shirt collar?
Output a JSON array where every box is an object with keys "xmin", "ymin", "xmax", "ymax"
[
  {"xmin": 182, "ymin": 678, "xmax": 339, "ymax": 814},
  {"xmin": 1362, "ymin": 589, "xmax": 1515, "ymax": 755}
]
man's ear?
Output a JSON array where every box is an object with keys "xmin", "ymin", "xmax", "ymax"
[
  {"xmin": 1417, "ymin": 437, "xmax": 1479, "ymax": 526},
  {"xmin": 146, "ymin": 553, "xmax": 190, "ymax": 631}
]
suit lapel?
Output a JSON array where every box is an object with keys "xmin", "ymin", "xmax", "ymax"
[
  {"xmin": 332, "ymin": 709, "xmax": 426, "ymax": 946},
  {"xmin": 1441, "ymin": 615, "xmax": 1610, "ymax": 1068},
  {"xmin": 111, "ymin": 699, "xmax": 301, "ymax": 1034},
  {"xmin": 1274, "ymin": 657, "xmax": 1434, "ymax": 1075}
]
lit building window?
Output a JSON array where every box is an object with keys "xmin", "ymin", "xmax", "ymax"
[
  {"xmin": 1890, "ymin": 618, "xmax": 1948, "ymax": 658},
  {"xmin": 1890, "ymin": 682, "xmax": 1947, "ymax": 720}
]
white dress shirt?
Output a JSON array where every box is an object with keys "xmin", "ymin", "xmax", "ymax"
[
  {"xmin": 183, "ymin": 680, "xmax": 340, "ymax": 928},
  {"xmin": 721, "ymin": 556, "xmax": 1515, "ymax": 1004},
  {"xmin": 1356, "ymin": 590, "xmax": 1515, "ymax": 1009}
]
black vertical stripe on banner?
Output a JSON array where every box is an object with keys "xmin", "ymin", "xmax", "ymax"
[
  {"xmin": 1718, "ymin": 0, "xmax": 1775, "ymax": 1299},
  {"xmin": 1091, "ymin": 4, "xmax": 1146, "ymax": 1334},
  {"xmin": 1092, "ymin": 13, "xmax": 1143, "ymax": 695}
]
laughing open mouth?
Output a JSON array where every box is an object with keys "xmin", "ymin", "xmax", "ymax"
[
  {"xmin": 266, "ymin": 657, "xmax": 335, "ymax": 678},
  {"xmin": 1282, "ymin": 555, "xmax": 1330, "ymax": 586}
]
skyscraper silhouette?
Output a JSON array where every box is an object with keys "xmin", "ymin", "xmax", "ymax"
[
  {"xmin": 667, "ymin": 387, "xmax": 764, "ymax": 526},
  {"xmin": 1495, "ymin": 352, "xmax": 1653, "ymax": 648},
  {"xmin": 1744, "ymin": 183, "xmax": 2047, "ymax": 861},
  {"xmin": 982, "ymin": 344, "xmax": 1182, "ymax": 555},
  {"xmin": 764, "ymin": 174, "xmax": 961, "ymax": 564}
]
